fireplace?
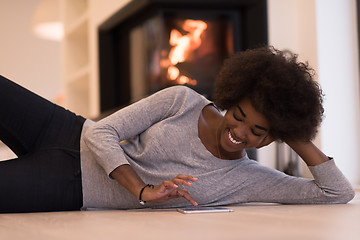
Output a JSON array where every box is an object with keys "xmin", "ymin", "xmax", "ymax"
[{"xmin": 98, "ymin": 0, "xmax": 267, "ymax": 113}]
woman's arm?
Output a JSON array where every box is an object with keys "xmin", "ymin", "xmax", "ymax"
[
  {"xmin": 83, "ymin": 86, "xmax": 187, "ymax": 176},
  {"xmin": 284, "ymin": 140, "xmax": 355, "ymax": 203},
  {"xmin": 253, "ymin": 139, "xmax": 354, "ymax": 204},
  {"xmin": 257, "ymin": 137, "xmax": 331, "ymax": 166},
  {"xmin": 286, "ymin": 141, "xmax": 329, "ymax": 166}
]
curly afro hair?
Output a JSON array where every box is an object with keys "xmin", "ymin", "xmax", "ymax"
[{"xmin": 213, "ymin": 46, "xmax": 324, "ymax": 142}]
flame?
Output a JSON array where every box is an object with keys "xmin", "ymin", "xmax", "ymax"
[
  {"xmin": 167, "ymin": 19, "xmax": 207, "ymax": 85},
  {"xmin": 167, "ymin": 66, "xmax": 180, "ymax": 80},
  {"xmin": 178, "ymin": 75, "xmax": 190, "ymax": 85}
]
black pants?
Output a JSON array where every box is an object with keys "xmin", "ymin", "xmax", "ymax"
[{"xmin": 0, "ymin": 75, "xmax": 85, "ymax": 213}]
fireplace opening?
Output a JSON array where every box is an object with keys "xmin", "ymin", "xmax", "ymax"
[{"xmin": 98, "ymin": 0, "xmax": 267, "ymax": 114}]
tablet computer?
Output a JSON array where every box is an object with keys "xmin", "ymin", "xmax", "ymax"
[{"xmin": 177, "ymin": 207, "xmax": 234, "ymax": 214}]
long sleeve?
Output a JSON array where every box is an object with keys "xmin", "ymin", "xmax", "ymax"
[
  {"xmin": 243, "ymin": 159, "xmax": 355, "ymax": 204},
  {"xmin": 83, "ymin": 86, "xmax": 191, "ymax": 176},
  {"xmin": 307, "ymin": 159, "xmax": 355, "ymax": 203}
]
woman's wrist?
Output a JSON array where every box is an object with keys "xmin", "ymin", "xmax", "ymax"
[
  {"xmin": 110, "ymin": 164, "xmax": 147, "ymax": 198},
  {"xmin": 139, "ymin": 184, "xmax": 154, "ymax": 205}
]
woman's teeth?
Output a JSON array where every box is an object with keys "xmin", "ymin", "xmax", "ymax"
[{"xmin": 228, "ymin": 131, "xmax": 242, "ymax": 145}]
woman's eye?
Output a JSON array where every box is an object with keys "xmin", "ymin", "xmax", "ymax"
[
  {"xmin": 251, "ymin": 130, "xmax": 262, "ymax": 137},
  {"xmin": 233, "ymin": 113, "xmax": 242, "ymax": 121}
]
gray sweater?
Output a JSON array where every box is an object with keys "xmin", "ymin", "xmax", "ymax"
[{"xmin": 81, "ymin": 86, "xmax": 354, "ymax": 209}]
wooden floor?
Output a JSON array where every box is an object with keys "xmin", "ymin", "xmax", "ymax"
[{"xmin": 1, "ymin": 190, "xmax": 359, "ymax": 240}]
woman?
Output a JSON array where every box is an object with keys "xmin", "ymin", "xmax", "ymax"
[{"xmin": 0, "ymin": 46, "xmax": 355, "ymax": 213}]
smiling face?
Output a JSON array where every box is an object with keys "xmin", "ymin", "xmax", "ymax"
[{"xmin": 218, "ymin": 98, "xmax": 270, "ymax": 159}]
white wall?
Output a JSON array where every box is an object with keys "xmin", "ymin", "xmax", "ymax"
[
  {"xmin": 263, "ymin": 0, "xmax": 360, "ymax": 186},
  {"xmin": 0, "ymin": 0, "xmax": 62, "ymax": 101},
  {"xmin": 316, "ymin": 0, "xmax": 360, "ymax": 186}
]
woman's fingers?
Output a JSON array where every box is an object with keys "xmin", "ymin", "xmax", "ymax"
[
  {"xmin": 153, "ymin": 175, "xmax": 198, "ymax": 205},
  {"xmin": 160, "ymin": 175, "xmax": 198, "ymax": 190},
  {"xmin": 157, "ymin": 180, "xmax": 177, "ymax": 194},
  {"xmin": 175, "ymin": 188, "xmax": 198, "ymax": 206},
  {"xmin": 162, "ymin": 188, "xmax": 198, "ymax": 206},
  {"xmin": 171, "ymin": 174, "xmax": 198, "ymax": 187}
]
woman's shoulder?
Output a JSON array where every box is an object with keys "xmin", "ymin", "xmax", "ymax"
[
  {"xmin": 159, "ymin": 85, "xmax": 199, "ymax": 95},
  {"xmin": 170, "ymin": 85, "xmax": 210, "ymax": 100},
  {"xmin": 154, "ymin": 85, "xmax": 210, "ymax": 105},
  {"xmin": 149, "ymin": 86, "xmax": 211, "ymax": 119}
]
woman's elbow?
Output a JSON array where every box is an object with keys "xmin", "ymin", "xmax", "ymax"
[
  {"xmin": 329, "ymin": 187, "xmax": 356, "ymax": 204},
  {"xmin": 82, "ymin": 124, "xmax": 98, "ymax": 147},
  {"xmin": 340, "ymin": 188, "xmax": 356, "ymax": 203}
]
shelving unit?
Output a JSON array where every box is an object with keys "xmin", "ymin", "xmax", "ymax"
[{"xmin": 61, "ymin": 0, "xmax": 93, "ymax": 118}]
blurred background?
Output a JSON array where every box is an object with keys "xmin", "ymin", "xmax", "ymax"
[{"xmin": 0, "ymin": 0, "xmax": 359, "ymax": 187}]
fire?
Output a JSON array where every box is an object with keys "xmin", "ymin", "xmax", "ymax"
[
  {"xmin": 167, "ymin": 19, "xmax": 207, "ymax": 85},
  {"xmin": 167, "ymin": 66, "xmax": 179, "ymax": 80}
]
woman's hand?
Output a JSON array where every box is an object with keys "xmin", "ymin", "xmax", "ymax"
[
  {"xmin": 110, "ymin": 165, "xmax": 198, "ymax": 206},
  {"xmin": 141, "ymin": 174, "xmax": 198, "ymax": 206}
]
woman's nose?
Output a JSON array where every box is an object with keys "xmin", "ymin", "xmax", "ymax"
[{"xmin": 233, "ymin": 123, "xmax": 247, "ymax": 140}]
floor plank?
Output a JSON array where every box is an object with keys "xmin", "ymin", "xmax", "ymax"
[{"xmin": 0, "ymin": 191, "xmax": 359, "ymax": 240}]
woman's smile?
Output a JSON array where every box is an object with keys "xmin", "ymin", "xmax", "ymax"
[{"xmin": 227, "ymin": 129, "xmax": 244, "ymax": 145}]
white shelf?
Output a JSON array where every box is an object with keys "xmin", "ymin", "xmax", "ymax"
[
  {"xmin": 61, "ymin": 0, "xmax": 130, "ymax": 119},
  {"xmin": 63, "ymin": 0, "xmax": 88, "ymax": 26},
  {"xmin": 61, "ymin": 0, "xmax": 92, "ymax": 118},
  {"xmin": 64, "ymin": 33, "xmax": 89, "ymax": 77},
  {"xmin": 65, "ymin": 11, "xmax": 89, "ymax": 36}
]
